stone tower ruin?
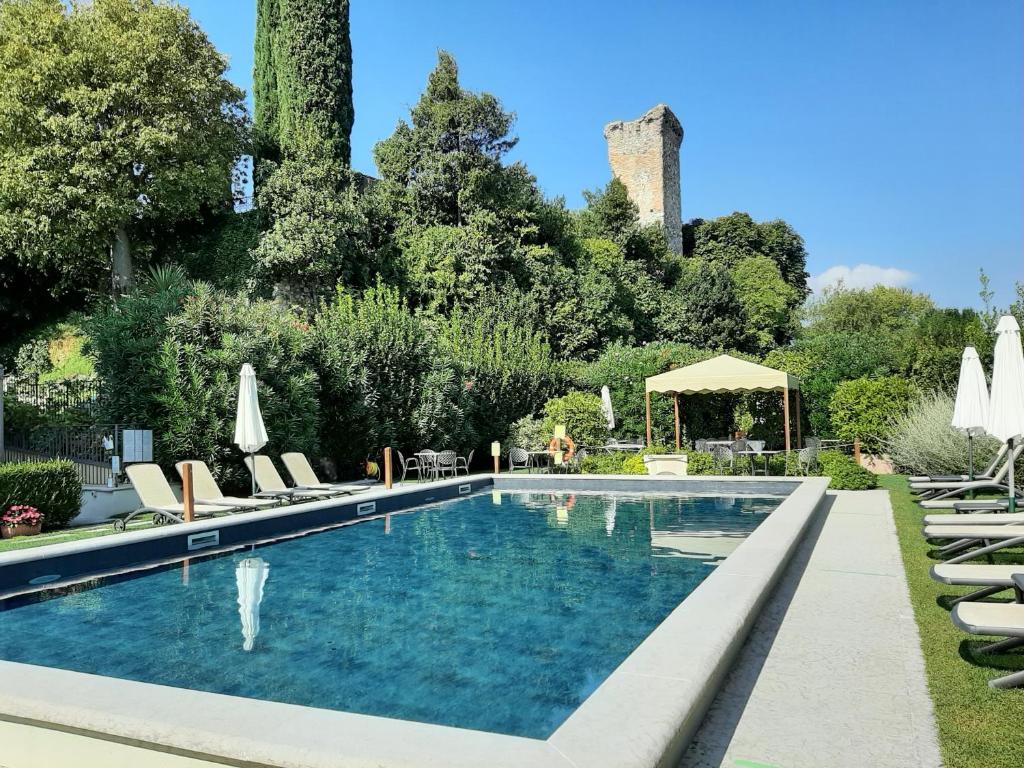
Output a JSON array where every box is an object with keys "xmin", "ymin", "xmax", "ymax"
[{"xmin": 603, "ymin": 104, "xmax": 683, "ymax": 254}]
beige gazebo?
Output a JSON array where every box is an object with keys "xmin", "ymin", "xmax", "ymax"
[{"xmin": 644, "ymin": 354, "xmax": 802, "ymax": 452}]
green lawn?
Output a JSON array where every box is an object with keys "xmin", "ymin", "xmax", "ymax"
[
  {"xmin": 883, "ymin": 475, "xmax": 1024, "ymax": 768},
  {"xmin": 0, "ymin": 514, "xmax": 156, "ymax": 554}
]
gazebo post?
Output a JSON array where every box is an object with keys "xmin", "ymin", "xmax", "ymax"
[
  {"xmin": 795, "ymin": 390, "xmax": 802, "ymax": 449},
  {"xmin": 645, "ymin": 391, "xmax": 652, "ymax": 447},
  {"xmin": 782, "ymin": 387, "xmax": 791, "ymax": 453},
  {"xmin": 673, "ymin": 393, "xmax": 681, "ymax": 452}
]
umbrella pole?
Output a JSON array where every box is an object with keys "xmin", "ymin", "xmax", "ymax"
[
  {"xmin": 1009, "ymin": 438, "xmax": 1016, "ymax": 515},
  {"xmin": 250, "ymin": 452, "xmax": 256, "ymax": 497},
  {"xmin": 968, "ymin": 434, "xmax": 974, "ymax": 482}
]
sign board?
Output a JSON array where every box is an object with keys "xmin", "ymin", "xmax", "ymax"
[{"xmin": 122, "ymin": 430, "xmax": 154, "ymax": 463}]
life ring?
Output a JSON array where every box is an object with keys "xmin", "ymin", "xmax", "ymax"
[{"xmin": 548, "ymin": 435, "xmax": 576, "ymax": 461}]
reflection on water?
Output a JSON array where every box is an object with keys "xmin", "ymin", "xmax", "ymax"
[{"xmin": 0, "ymin": 490, "xmax": 778, "ymax": 739}]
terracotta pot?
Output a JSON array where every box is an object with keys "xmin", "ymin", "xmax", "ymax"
[{"xmin": 1, "ymin": 523, "xmax": 42, "ymax": 539}]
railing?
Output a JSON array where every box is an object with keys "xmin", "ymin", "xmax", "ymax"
[
  {"xmin": 1, "ymin": 446, "xmax": 112, "ymax": 487},
  {"xmin": 2, "ymin": 424, "xmax": 139, "ymax": 487},
  {"xmin": 2, "ymin": 375, "xmax": 104, "ymax": 422}
]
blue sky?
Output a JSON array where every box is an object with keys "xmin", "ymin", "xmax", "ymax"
[{"xmin": 183, "ymin": 0, "xmax": 1023, "ymax": 309}]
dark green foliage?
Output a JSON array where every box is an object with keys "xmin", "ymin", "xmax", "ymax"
[
  {"xmin": 156, "ymin": 285, "xmax": 319, "ymax": 493},
  {"xmin": 254, "ymin": 0, "xmax": 353, "ymax": 165},
  {"xmin": 0, "ymin": 460, "xmax": 82, "ymax": 529},
  {"xmin": 159, "ymin": 210, "xmax": 261, "ymax": 292},
  {"xmin": 659, "ymin": 260, "xmax": 751, "ymax": 352},
  {"xmin": 540, "ymin": 391, "xmax": 609, "ymax": 447},
  {"xmin": 580, "ymin": 451, "xmax": 639, "ymax": 475},
  {"xmin": 816, "ymin": 450, "xmax": 877, "ymax": 490}
]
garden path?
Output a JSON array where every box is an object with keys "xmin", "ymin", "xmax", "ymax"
[{"xmin": 680, "ymin": 490, "xmax": 942, "ymax": 768}]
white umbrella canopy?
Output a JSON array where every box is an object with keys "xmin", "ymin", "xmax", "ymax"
[
  {"xmin": 234, "ymin": 364, "xmax": 269, "ymax": 495},
  {"xmin": 236, "ymin": 557, "xmax": 270, "ymax": 652},
  {"xmin": 600, "ymin": 386, "xmax": 615, "ymax": 431},
  {"xmin": 951, "ymin": 346, "xmax": 989, "ymax": 479},
  {"xmin": 986, "ymin": 316, "xmax": 1024, "ymax": 512}
]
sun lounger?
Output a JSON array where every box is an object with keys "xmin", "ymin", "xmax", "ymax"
[
  {"xmin": 280, "ymin": 452, "xmax": 371, "ymax": 494},
  {"xmin": 175, "ymin": 461, "xmax": 283, "ymax": 510},
  {"xmin": 244, "ymin": 455, "xmax": 344, "ymax": 500},
  {"xmin": 909, "ymin": 444, "xmax": 1007, "ymax": 485},
  {"xmin": 922, "ymin": 524, "xmax": 1024, "ymax": 563},
  {"xmin": 912, "ymin": 446, "xmax": 1023, "ymax": 506},
  {"xmin": 118, "ymin": 463, "xmax": 237, "ymax": 531},
  {"xmin": 922, "ymin": 511, "xmax": 1024, "ymax": 527},
  {"xmin": 930, "ymin": 563, "xmax": 1024, "ymax": 604},
  {"xmin": 951, "ymin": 577, "xmax": 1024, "ymax": 688}
]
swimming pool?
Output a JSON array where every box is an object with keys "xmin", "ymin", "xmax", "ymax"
[{"xmin": 0, "ymin": 489, "xmax": 779, "ymax": 739}]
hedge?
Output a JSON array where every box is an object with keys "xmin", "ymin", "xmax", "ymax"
[
  {"xmin": 817, "ymin": 450, "xmax": 877, "ymax": 490},
  {"xmin": 0, "ymin": 460, "xmax": 82, "ymax": 529}
]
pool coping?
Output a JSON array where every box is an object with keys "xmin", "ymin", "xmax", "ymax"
[{"xmin": 0, "ymin": 473, "xmax": 829, "ymax": 768}]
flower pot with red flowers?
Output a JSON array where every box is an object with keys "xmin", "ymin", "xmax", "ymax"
[{"xmin": 1, "ymin": 505, "xmax": 44, "ymax": 539}]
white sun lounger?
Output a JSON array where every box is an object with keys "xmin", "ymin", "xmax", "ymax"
[
  {"xmin": 244, "ymin": 455, "xmax": 343, "ymax": 500},
  {"xmin": 175, "ymin": 461, "xmax": 283, "ymax": 510},
  {"xmin": 951, "ymin": 580, "xmax": 1024, "ymax": 688},
  {"xmin": 280, "ymin": 452, "xmax": 372, "ymax": 494},
  {"xmin": 922, "ymin": 524, "xmax": 1024, "ymax": 563},
  {"xmin": 913, "ymin": 446, "xmax": 1024, "ymax": 508},
  {"xmin": 909, "ymin": 444, "xmax": 1007, "ymax": 485},
  {"xmin": 930, "ymin": 563, "xmax": 1024, "ymax": 604},
  {"xmin": 922, "ymin": 511, "xmax": 1024, "ymax": 527},
  {"xmin": 119, "ymin": 463, "xmax": 237, "ymax": 531}
]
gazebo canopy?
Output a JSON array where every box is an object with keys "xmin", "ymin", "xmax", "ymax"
[{"xmin": 645, "ymin": 354, "xmax": 800, "ymax": 395}]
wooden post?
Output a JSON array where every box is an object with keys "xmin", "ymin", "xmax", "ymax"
[
  {"xmin": 181, "ymin": 462, "xmax": 195, "ymax": 523},
  {"xmin": 383, "ymin": 447, "xmax": 393, "ymax": 490},
  {"xmin": 673, "ymin": 393, "xmax": 681, "ymax": 452},
  {"xmin": 853, "ymin": 437, "xmax": 861, "ymax": 466},
  {"xmin": 795, "ymin": 390, "xmax": 802, "ymax": 449},
  {"xmin": 782, "ymin": 388, "xmax": 791, "ymax": 453},
  {"xmin": 491, "ymin": 441, "xmax": 501, "ymax": 474},
  {"xmin": 645, "ymin": 391, "xmax": 652, "ymax": 447}
]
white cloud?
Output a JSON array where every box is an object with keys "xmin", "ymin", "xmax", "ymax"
[{"xmin": 808, "ymin": 263, "xmax": 916, "ymax": 294}]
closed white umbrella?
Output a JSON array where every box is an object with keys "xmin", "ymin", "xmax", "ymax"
[
  {"xmin": 986, "ymin": 316, "xmax": 1024, "ymax": 512},
  {"xmin": 234, "ymin": 363, "xmax": 269, "ymax": 495},
  {"xmin": 951, "ymin": 346, "xmax": 989, "ymax": 479},
  {"xmin": 236, "ymin": 557, "xmax": 269, "ymax": 652},
  {"xmin": 600, "ymin": 386, "xmax": 615, "ymax": 431}
]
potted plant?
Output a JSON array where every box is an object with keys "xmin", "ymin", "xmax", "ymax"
[{"xmin": 1, "ymin": 505, "xmax": 44, "ymax": 539}]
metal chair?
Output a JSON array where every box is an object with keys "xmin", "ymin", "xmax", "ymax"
[
  {"xmin": 508, "ymin": 447, "xmax": 531, "ymax": 473},
  {"xmin": 798, "ymin": 445, "xmax": 819, "ymax": 476},
  {"xmin": 694, "ymin": 439, "xmax": 708, "ymax": 452},
  {"xmin": 712, "ymin": 445, "xmax": 734, "ymax": 474},
  {"xmin": 454, "ymin": 449, "xmax": 474, "ymax": 476},
  {"xmin": 396, "ymin": 450, "xmax": 421, "ymax": 483},
  {"xmin": 436, "ymin": 450, "xmax": 458, "ymax": 479}
]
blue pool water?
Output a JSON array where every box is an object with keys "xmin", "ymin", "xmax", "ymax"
[{"xmin": 0, "ymin": 490, "xmax": 779, "ymax": 738}]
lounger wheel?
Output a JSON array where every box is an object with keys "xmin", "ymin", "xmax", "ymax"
[{"xmin": 112, "ymin": 518, "xmax": 126, "ymax": 532}]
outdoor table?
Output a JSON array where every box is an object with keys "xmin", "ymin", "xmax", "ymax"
[
  {"xmin": 527, "ymin": 450, "xmax": 553, "ymax": 472},
  {"xmin": 736, "ymin": 449, "xmax": 784, "ymax": 476}
]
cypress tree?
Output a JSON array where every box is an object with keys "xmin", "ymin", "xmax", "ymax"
[{"xmin": 252, "ymin": 0, "xmax": 353, "ymax": 166}]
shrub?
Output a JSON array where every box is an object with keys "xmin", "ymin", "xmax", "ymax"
[
  {"xmin": 508, "ymin": 415, "xmax": 547, "ymax": 450},
  {"xmin": 540, "ymin": 391, "xmax": 609, "ymax": 448},
  {"xmin": 0, "ymin": 461, "xmax": 81, "ymax": 529},
  {"xmin": 885, "ymin": 390, "xmax": 1001, "ymax": 476},
  {"xmin": 829, "ymin": 376, "xmax": 914, "ymax": 454},
  {"xmin": 620, "ymin": 453, "xmax": 646, "ymax": 474},
  {"xmin": 817, "ymin": 450, "xmax": 877, "ymax": 490},
  {"xmin": 579, "ymin": 451, "xmax": 643, "ymax": 475},
  {"xmin": 685, "ymin": 451, "xmax": 716, "ymax": 475}
]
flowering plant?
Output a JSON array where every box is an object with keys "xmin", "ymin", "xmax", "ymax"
[{"xmin": 2, "ymin": 505, "xmax": 43, "ymax": 527}]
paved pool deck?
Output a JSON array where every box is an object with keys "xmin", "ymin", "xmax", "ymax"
[{"xmin": 680, "ymin": 489, "xmax": 943, "ymax": 768}]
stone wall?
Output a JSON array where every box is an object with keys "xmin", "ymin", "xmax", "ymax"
[{"xmin": 603, "ymin": 104, "xmax": 683, "ymax": 254}]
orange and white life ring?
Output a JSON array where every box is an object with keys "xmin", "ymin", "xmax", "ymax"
[{"xmin": 548, "ymin": 435, "xmax": 576, "ymax": 461}]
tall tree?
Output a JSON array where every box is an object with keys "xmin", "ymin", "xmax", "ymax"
[
  {"xmin": 253, "ymin": 0, "xmax": 353, "ymax": 166},
  {"xmin": 0, "ymin": 0, "xmax": 248, "ymax": 296}
]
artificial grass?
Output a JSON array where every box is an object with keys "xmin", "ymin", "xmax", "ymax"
[
  {"xmin": 0, "ymin": 514, "xmax": 156, "ymax": 554},
  {"xmin": 883, "ymin": 474, "xmax": 1024, "ymax": 768}
]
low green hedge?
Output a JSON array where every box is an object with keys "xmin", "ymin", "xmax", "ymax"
[
  {"xmin": 0, "ymin": 460, "xmax": 82, "ymax": 529},
  {"xmin": 817, "ymin": 450, "xmax": 877, "ymax": 490}
]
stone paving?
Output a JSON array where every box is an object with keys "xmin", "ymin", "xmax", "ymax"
[{"xmin": 680, "ymin": 490, "xmax": 943, "ymax": 768}]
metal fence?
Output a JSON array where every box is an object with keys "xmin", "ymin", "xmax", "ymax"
[
  {"xmin": 2, "ymin": 375, "xmax": 104, "ymax": 422},
  {"xmin": 1, "ymin": 424, "xmax": 137, "ymax": 487},
  {"xmin": 0, "ymin": 446, "xmax": 112, "ymax": 486}
]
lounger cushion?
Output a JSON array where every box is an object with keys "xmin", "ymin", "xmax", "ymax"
[
  {"xmin": 923, "ymin": 512, "xmax": 1024, "ymax": 526},
  {"xmin": 931, "ymin": 563, "xmax": 1024, "ymax": 587},
  {"xmin": 952, "ymin": 602, "xmax": 1024, "ymax": 638},
  {"xmin": 923, "ymin": 524, "xmax": 1024, "ymax": 539}
]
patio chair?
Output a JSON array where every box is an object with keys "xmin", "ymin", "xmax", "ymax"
[
  {"xmin": 281, "ymin": 452, "xmax": 372, "ymax": 494},
  {"xmin": 930, "ymin": 563, "xmax": 1024, "ymax": 605},
  {"xmin": 508, "ymin": 447, "xmax": 531, "ymax": 473},
  {"xmin": 909, "ymin": 443, "xmax": 1007, "ymax": 484},
  {"xmin": 693, "ymin": 439, "xmax": 708, "ymax": 453},
  {"xmin": 951, "ymin": 575, "xmax": 1024, "ymax": 688},
  {"xmin": 797, "ymin": 445, "xmax": 818, "ymax": 476},
  {"xmin": 911, "ymin": 444, "xmax": 1023, "ymax": 506},
  {"xmin": 804, "ymin": 437, "xmax": 822, "ymax": 449},
  {"xmin": 244, "ymin": 455, "xmax": 343, "ymax": 501},
  {"xmin": 175, "ymin": 460, "xmax": 282, "ymax": 510},
  {"xmin": 436, "ymin": 450, "xmax": 458, "ymax": 479},
  {"xmin": 454, "ymin": 449, "xmax": 474, "ymax": 476},
  {"xmin": 920, "ymin": 523, "xmax": 1024, "ymax": 563},
  {"xmin": 117, "ymin": 463, "xmax": 237, "ymax": 531},
  {"xmin": 711, "ymin": 444, "xmax": 734, "ymax": 474},
  {"xmin": 418, "ymin": 449, "xmax": 439, "ymax": 481},
  {"xmin": 396, "ymin": 449, "xmax": 422, "ymax": 482},
  {"xmin": 568, "ymin": 447, "xmax": 588, "ymax": 473}
]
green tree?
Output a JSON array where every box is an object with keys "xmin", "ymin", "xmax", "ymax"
[
  {"xmin": 829, "ymin": 376, "xmax": 914, "ymax": 454},
  {"xmin": 253, "ymin": 0, "xmax": 353, "ymax": 165},
  {"xmin": 729, "ymin": 255, "xmax": 799, "ymax": 353},
  {"xmin": 0, "ymin": 0, "xmax": 248, "ymax": 295},
  {"xmin": 658, "ymin": 259, "xmax": 751, "ymax": 351},
  {"xmin": 540, "ymin": 391, "xmax": 610, "ymax": 448}
]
